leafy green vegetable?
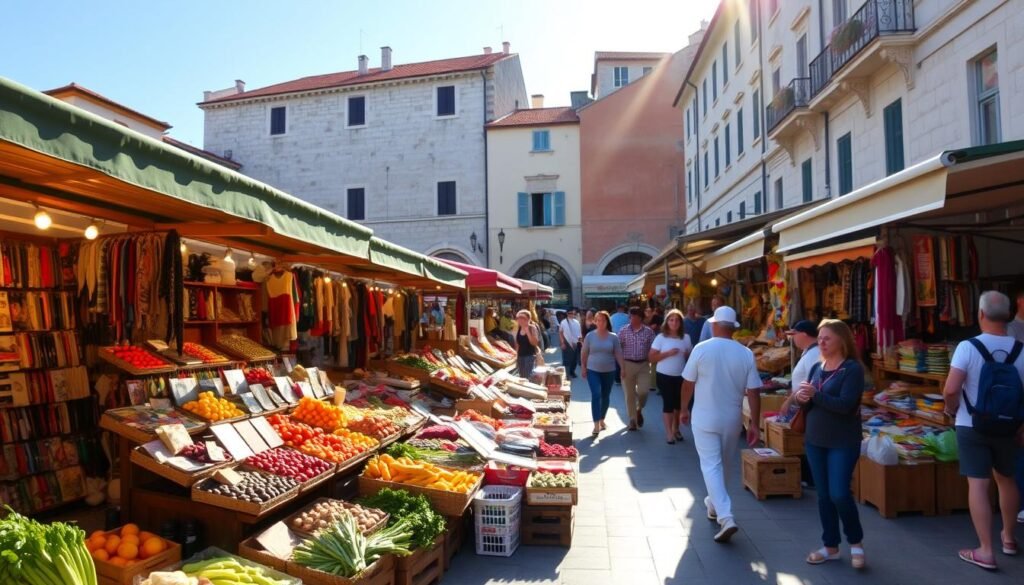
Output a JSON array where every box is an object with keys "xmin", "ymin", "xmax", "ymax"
[
  {"xmin": 385, "ymin": 442, "xmax": 484, "ymax": 470},
  {"xmin": 357, "ymin": 488, "xmax": 446, "ymax": 549},
  {"xmin": 293, "ymin": 513, "xmax": 412, "ymax": 577},
  {"xmin": 0, "ymin": 506, "xmax": 96, "ymax": 585}
]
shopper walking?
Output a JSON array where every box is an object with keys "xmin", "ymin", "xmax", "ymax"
[
  {"xmin": 610, "ymin": 305, "xmax": 629, "ymax": 385},
  {"xmin": 559, "ymin": 308, "xmax": 582, "ymax": 378},
  {"xmin": 943, "ymin": 291, "xmax": 1024, "ymax": 571},
  {"xmin": 581, "ymin": 311, "xmax": 624, "ymax": 436},
  {"xmin": 792, "ymin": 319, "xmax": 866, "ymax": 568},
  {"xmin": 585, "ymin": 309, "xmax": 597, "ymax": 335},
  {"xmin": 680, "ymin": 306, "xmax": 761, "ymax": 543},
  {"xmin": 1008, "ymin": 291, "xmax": 1024, "ymax": 342},
  {"xmin": 650, "ymin": 309, "xmax": 692, "ymax": 444},
  {"xmin": 514, "ymin": 310, "xmax": 541, "ymax": 378},
  {"xmin": 683, "ymin": 303, "xmax": 706, "ymax": 348},
  {"xmin": 619, "ymin": 306, "xmax": 656, "ymax": 431},
  {"xmin": 698, "ymin": 295, "xmax": 725, "ymax": 344}
]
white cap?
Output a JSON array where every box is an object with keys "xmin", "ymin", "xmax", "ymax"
[{"xmin": 707, "ymin": 306, "xmax": 740, "ymax": 328}]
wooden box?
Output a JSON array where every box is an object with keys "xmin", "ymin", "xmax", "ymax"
[
  {"xmin": 442, "ymin": 514, "xmax": 465, "ymax": 571},
  {"xmin": 858, "ymin": 456, "xmax": 935, "ymax": 518},
  {"xmin": 238, "ymin": 536, "xmax": 289, "ymax": 572},
  {"xmin": 741, "ymin": 449, "xmax": 802, "ymax": 500},
  {"xmin": 395, "ymin": 535, "xmax": 443, "ymax": 585},
  {"xmin": 544, "ymin": 429, "xmax": 573, "ymax": 447},
  {"xmin": 358, "ymin": 473, "xmax": 481, "ymax": 517},
  {"xmin": 934, "ymin": 460, "xmax": 969, "ymax": 515},
  {"xmin": 520, "ymin": 504, "xmax": 574, "ymax": 547},
  {"xmin": 288, "ymin": 554, "xmax": 396, "ymax": 585},
  {"xmin": 766, "ymin": 421, "xmax": 804, "ymax": 456},
  {"xmin": 454, "ymin": 398, "xmax": 496, "ymax": 418},
  {"xmin": 94, "ymin": 531, "xmax": 181, "ymax": 585}
]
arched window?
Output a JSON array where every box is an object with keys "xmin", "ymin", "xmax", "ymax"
[
  {"xmin": 432, "ymin": 251, "xmax": 471, "ymax": 264},
  {"xmin": 515, "ymin": 261, "xmax": 572, "ymax": 306},
  {"xmin": 602, "ymin": 252, "xmax": 652, "ymax": 276}
]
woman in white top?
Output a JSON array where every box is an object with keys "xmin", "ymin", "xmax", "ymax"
[{"xmin": 649, "ymin": 309, "xmax": 693, "ymax": 444}]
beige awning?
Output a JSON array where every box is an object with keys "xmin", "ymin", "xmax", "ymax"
[{"xmin": 702, "ymin": 229, "xmax": 766, "ymax": 273}]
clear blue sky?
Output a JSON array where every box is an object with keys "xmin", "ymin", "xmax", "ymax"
[{"xmin": 3, "ymin": 0, "xmax": 716, "ymax": 146}]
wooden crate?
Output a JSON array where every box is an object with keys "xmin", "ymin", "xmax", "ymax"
[
  {"xmin": 765, "ymin": 421, "xmax": 804, "ymax": 456},
  {"xmin": 442, "ymin": 514, "xmax": 466, "ymax": 571},
  {"xmin": 238, "ymin": 535, "xmax": 289, "ymax": 572},
  {"xmin": 520, "ymin": 504, "xmax": 574, "ymax": 547},
  {"xmin": 934, "ymin": 460, "xmax": 969, "ymax": 515},
  {"xmin": 858, "ymin": 456, "xmax": 936, "ymax": 518},
  {"xmin": 395, "ymin": 535, "xmax": 443, "ymax": 585},
  {"xmin": 741, "ymin": 449, "xmax": 802, "ymax": 500},
  {"xmin": 288, "ymin": 554, "xmax": 396, "ymax": 585},
  {"xmin": 544, "ymin": 429, "xmax": 573, "ymax": 447},
  {"xmin": 358, "ymin": 474, "xmax": 481, "ymax": 517},
  {"xmin": 95, "ymin": 530, "xmax": 181, "ymax": 585}
]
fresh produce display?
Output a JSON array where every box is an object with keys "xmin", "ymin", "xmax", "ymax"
[
  {"xmin": 386, "ymin": 442, "xmax": 483, "ymax": 469},
  {"xmin": 344, "ymin": 415, "xmax": 400, "ymax": 440},
  {"xmin": 358, "ymin": 487, "xmax": 447, "ymax": 549},
  {"xmin": 291, "ymin": 397, "xmax": 346, "ymax": 431},
  {"xmin": 244, "ymin": 447, "xmax": 333, "ymax": 482},
  {"xmin": 488, "ymin": 337, "xmax": 518, "ymax": 359},
  {"xmin": 457, "ymin": 409, "xmax": 502, "ymax": 430},
  {"xmin": 181, "ymin": 557, "xmax": 291, "ymax": 585},
  {"xmin": 538, "ymin": 440, "xmax": 578, "ymax": 459},
  {"xmin": 507, "ymin": 404, "xmax": 534, "ymax": 419},
  {"xmin": 267, "ymin": 414, "xmax": 323, "ymax": 447},
  {"xmin": 532, "ymin": 412, "xmax": 570, "ymax": 427},
  {"xmin": 179, "ymin": 442, "xmax": 233, "ymax": 464},
  {"xmin": 243, "ymin": 366, "xmax": 275, "ymax": 386},
  {"xmin": 0, "ymin": 507, "xmax": 96, "ymax": 585},
  {"xmin": 415, "ymin": 425, "xmax": 460, "ymax": 441},
  {"xmin": 393, "ymin": 354, "xmax": 439, "ymax": 372},
  {"xmin": 363, "ymin": 454, "xmax": 481, "ymax": 493},
  {"xmin": 299, "ymin": 433, "xmax": 371, "ymax": 463},
  {"xmin": 290, "ymin": 500, "xmax": 388, "ymax": 535},
  {"xmin": 139, "ymin": 572, "xmax": 207, "ymax": 585},
  {"xmin": 105, "ymin": 343, "xmax": 171, "ymax": 370},
  {"xmin": 195, "ymin": 470, "xmax": 297, "ymax": 503},
  {"xmin": 292, "ymin": 514, "xmax": 412, "ymax": 578},
  {"xmin": 217, "ymin": 334, "xmax": 276, "ymax": 360},
  {"xmin": 86, "ymin": 523, "xmax": 170, "ymax": 567},
  {"xmin": 181, "ymin": 342, "xmax": 228, "ymax": 364},
  {"xmin": 529, "ymin": 471, "xmax": 576, "ymax": 488},
  {"xmin": 182, "ymin": 391, "xmax": 245, "ymax": 421},
  {"xmin": 468, "ymin": 337, "xmax": 516, "ymax": 363},
  {"xmin": 406, "ymin": 438, "xmax": 459, "ymax": 451},
  {"xmin": 333, "ymin": 427, "xmax": 380, "ymax": 450}
]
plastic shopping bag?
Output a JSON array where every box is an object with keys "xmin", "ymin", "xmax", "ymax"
[
  {"xmin": 865, "ymin": 434, "xmax": 899, "ymax": 466},
  {"xmin": 923, "ymin": 430, "xmax": 959, "ymax": 462}
]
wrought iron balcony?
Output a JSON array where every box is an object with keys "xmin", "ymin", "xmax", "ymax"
[
  {"xmin": 766, "ymin": 77, "xmax": 810, "ymax": 135},
  {"xmin": 809, "ymin": 0, "xmax": 915, "ymax": 98}
]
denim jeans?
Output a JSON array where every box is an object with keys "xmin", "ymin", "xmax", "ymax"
[
  {"xmin": 805, "ymin": 443, "xmax": 863, "ymax": 548},
  {"xmin": 562, "ymin": 344, "xmax": 577, "ymax": 377},
  {"xmin": 517, "ymin": 355, "xmax": 536, "ymax": 379},
  {"xmin": 1016, "ymin": 447, "xmax": 1024, "ymax": 512},
  {"xmin": 586, "ymin": 370, "xmax": 615, "ymax": 422}
]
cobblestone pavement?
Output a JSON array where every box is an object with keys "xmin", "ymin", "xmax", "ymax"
[{"xmin": 445, "ymin": 354, "xmax": 1024, "ymax": 585}]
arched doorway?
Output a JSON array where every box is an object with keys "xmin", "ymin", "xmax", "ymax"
[
  {"xmin": 515, "ymin": 260, "xmax": 572, "ymax": 306},
  {"xmin": 602, "ymin": 252, "xmax": 652, "ymax": 275},
  {"xmin": 432, "ymin": 251, "xmax": 472, "ymax": 264}
]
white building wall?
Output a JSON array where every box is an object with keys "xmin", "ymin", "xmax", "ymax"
[{"xmin": 594, "ymin": 60, "xmax": 662, "ymax": 98}]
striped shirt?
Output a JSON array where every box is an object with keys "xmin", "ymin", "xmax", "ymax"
[{"xmin": 618, "ymin": 324, "xmax": 655, "ymax": 361}]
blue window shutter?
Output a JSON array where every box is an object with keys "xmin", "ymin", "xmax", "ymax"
[
  {"xmin": 553, "ymin": 191, "xmax": 565, "ymax": 226},
  {"xmin": 532, "ymin": 131, "xmax": 540, "ymax": 151},
  {"xmin": 542, "ymin": 193, "xmax": 553, "ymax": 226},
  {"xmin": 884, "ymin": 99, "xmax": 904, "ymax": 175},
  {"xmin": 737, "ymin": 108, "xmax": 744, "ymax": 153},
  {"xmin": 517, "ymin": 192, "xmax": 529, "ymax": 227}
]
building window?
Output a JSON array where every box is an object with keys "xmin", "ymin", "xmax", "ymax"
[
  {"xmin": 603, "ymin": 252, "xmax": 652, "ymax": 276},
  {"xmin": 883, "ymin": 98, "xmax": 905, "ymax": 175},
  {"xmin": 347, "ymin": 96, "xmax": 366, "ymax": 127},
  {"xmin": 724, "ymin": 123, "xmax": 731, "ymax": 167},
  {"xmin": 734, "ymin": 20, "xmax": 742, "ymax": 64},
  {"xmin": 749, "ymin": 0, "xmax": 759, "ymax": 43},
  {"xmin": 437, "ymin": 181, "xmax": 457, "ymax": 215},
  {"xmin": 714, "ymin": 136, "xmax": 720, "ymax": 177},
  {"xmin": 837, "ymin": 132, "xmax": 853, "ymax": 195},
  {"xmin": 802, "ymin": 158, "xmax": 813, "ymax": 202},
  {"xmin": 269, "ymin": 106, "xmax": 286, "ymax": 135},
  {"xmin": 774, "ymin": 177, "xmax": 784, "ymax": 209},
  {"xmin": 727, "ymin": 211, "xmax": 733, "ymax": 223},
  {"xmin": 752, "ymin": 90, "xmax": 761, "ymax": 139},
  {"xmin": 346, "ymin": 187, "xmax": 365, "ymax": 220},
  {"xmin": 703, "ymin": 152, "xmax": 709, "ymax": 188},
  {"xmin": 754, "ymin": 191, "xmax": 762, "ymax": 214},
  {"xmin": 712, "ymin": 61, "xmax": 718, "ymax": 101},
  {"xmin": 797, "ymin": 34, "xmax": 808, "ymax": 76},
  {"xmin": 740, "ymin": 201, "xmax": 747, "ymax": 219},
  {"xmin": 771, "ymin": 68, "xmax": 781, "ymax": 97},
  {"xmin": 687, "ymin": 170, "xmax": 692, "ymax": 202},
  {"xmin": 737, "ymin": 108, "xmax": 745, "ymax": 154},
  {"xmin": 716, "ymin": 218, "xmax": 721, "ymax": 227},
  {"xmin": 532, "ymin": 130, "xmax": 551, "ymax": 151},
  {"xmin": 436, "ymin": 86, "xmax": 456, "ymax": 117},
  {"xmin": 642, "ymin": 66, "xmax": 653, "ymax": 76},
  {"xmin": 702, "ymin": 79, "xmax": 708, "ymax": 115},
  {"xmin": 613, "ymin": 66, "xmax": 629, "ymax": 87},
  {"xmin": 974, "ymin": 49, "xmax": 1000, "ymax": 145},
  {"xmin": 685, "ymin": 108, "xmax": 690, "ymax": 139},
  {"xmin": 832, "ymin": 0, "xmax": 848, "ymax": 27},
  {"xmin": 693, "ymin": 97, "xmax": 699, "ymax": 128},
  {"xmin": 517, "ymin": 192, "xmax": 565, "ymax": 227},
  {"xmin": 722, "ymin": 44, "xmax": 729, "ymax": 84}
]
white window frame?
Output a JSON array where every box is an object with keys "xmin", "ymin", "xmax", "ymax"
[
  {"xmin": 973, "ymin": 48, "xmax": 1001, "ymax": 146},
  {"xmin": 345, "ymin": 94, "xmax": 367, "ymax": 129},
  {"xmin": 433, "ymin": 85, "xmax": 459, "ymax": 119},
  {"xmin": 345, "ymin": 184, "xmax": 367, "ymax": 220},
  {"xmin": 531, "ymin": 129, "xmax": 552, "ymax": 152},
  {"xmin": 613, "ymin": 66, "xmax": 629, "ymax": 87},
  {"xmin": 268, "ymin": 105, "xmax": 288, "ymax": 137},
  {"xmin": 435, "ymin": 178, "xmax": 459, "ymax": 216}
]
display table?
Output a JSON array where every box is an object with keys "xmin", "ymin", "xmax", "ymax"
[{"xmin": 857, "ymin": 456, "xmax": 936, "ymax": 518}]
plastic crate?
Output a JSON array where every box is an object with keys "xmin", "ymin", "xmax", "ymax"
[
  {"xmin": 473, "ymin": 485, "xmax": 523, "ymax": 528},
  {"xmin": 475, "ymin": 520, "xmax": 520, "ymax": 556}
]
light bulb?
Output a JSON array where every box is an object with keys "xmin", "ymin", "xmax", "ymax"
[
  {"xmin": 247, "ymin": 253, "xmax": 257, "ymax": 267},
  {"xmin": 323, "ymin": 275, "xmax": 332, "ymax": 283},
  {"xmin": 342, "ymin": 282, "xmax": 348, "ymax": 288},
  {"xmin": 34, "ymin": 209, "xmax": 52, "ymax": 230},
  {"xmin": 180, "ymin": 242, "xmax": 187, "ymax": 254},
  {"xmin": 84, "ymin": 223, "xmax": 99, "ymax": 240},
  {"xmin": 711, "ymin": 278, "xmax": 719, "ymax": 286},
  {"xmin": 435, "ymin": 285, "xmax": 441, "ymax": 290}
]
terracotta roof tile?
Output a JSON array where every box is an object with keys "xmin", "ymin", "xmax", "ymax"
[
  {"xmin": 486, "ymin": 107, "xmax": 579, "ymax": 128},
  {"xmin": 44, "ymin": 83, "xmax": 172, "ymax": 130},
  {"xmin": 201, "ymin": 52, "xmax": 513, "ymax": 105}
]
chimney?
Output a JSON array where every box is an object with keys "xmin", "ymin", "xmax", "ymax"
[
  {"xmin": 502, "ymin": 41, "xmax": 510, "ymax": 55},
  {"xmin": 235, "ymin": 79, "xmax": 246, "ymax": 93},
  {"xmin": 483, "ymin": 46, "xmax": 492, "ymax": 55},
  {"xmin": 358, "ymin": 55, "xmax": 369, "ymax": 75},
  {"xmin": 530, "ymin": 94, "xmax": 545, "ymax": 109},
  {"xmin": 203, "ymin": 90, "xmax": 212, "ymax": 101},
  {"xmin": 381, "ymin": 46, "xmax": 393, "ymax": 71}
]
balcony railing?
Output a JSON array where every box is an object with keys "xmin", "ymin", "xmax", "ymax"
[
  {"xmin": 766, "ymin": 77, "xmax": 811, "ymax": 134},
  {"xmin": 809, "ymin": 0, "xmax": 915, "ymax": 97}
]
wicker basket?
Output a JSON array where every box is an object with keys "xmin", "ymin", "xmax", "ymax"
[
  {"xmin": 191, "ymin": 470, "xmax": 300, "ymax": 517},
  {"xmin": 358, "ymin": 473, "xmax": 481, "ymax": 517},
  {"xmin": 129, "ymin": 447, "xmax": 230, "ymax": 487}
]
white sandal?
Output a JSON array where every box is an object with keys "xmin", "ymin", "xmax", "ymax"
[
  {"xmin": 850, "ymin": 546, "xmax": 866, "ymax": 569},
  {"xmin": 806, "ymin": 547, "xmax": 840, "ymax": 565}
]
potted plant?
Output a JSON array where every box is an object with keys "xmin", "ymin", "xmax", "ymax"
[
  {"xmin": 830, "ymin": 18, "xmax": 865, "ymax": 53},
  {"xmin": 771, "ymin": 86, "xmax": 795, "ymax": 112}
]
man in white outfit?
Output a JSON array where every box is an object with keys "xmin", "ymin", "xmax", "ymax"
[{"xmin": 681, "ymin": 306, "xmax": 762, "ymax": 542}]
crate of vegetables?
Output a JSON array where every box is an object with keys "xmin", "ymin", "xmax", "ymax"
[
  {"xmin": 192, "ymin": 468, "xmax": 299, "ymax": 516},
  {"xmin": 288, "ymin": 513, "xmax": 409, "ymax": 585},
  {"xmin": 129, "ymin": 441, "xmax": 233, "ymax": 487},
  {"xmin": 241, "ymin": 446, "xmax": 336, "ymax": 494},
  {"xmin": 155, "ymin": 547, "xmax": 300, "ymax": 585},
  {"xmin": 536, "ymin": 440, "xmax": 579, "ymax": 462},
  {"xmin": 359, "ymin": 454, "xmax": 483, "ymax": 516},
  {"xmin": 532, "ymin": 412, "xmax": 570, "ymax": 432},
  {"xmin": 286, "ymin": 498, "xmax": 390, "ymax": 537},
  {"xmin": 526, "ymin": 463, "xmax": 578, "ymax": 506}
]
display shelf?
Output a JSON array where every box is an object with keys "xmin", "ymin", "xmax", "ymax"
[
  {"xmin": 184, "ymin": 281, "xmax": 260, "ymax": 292},
  {"xmin": 871, "ymin": 400, "xmax": 951, "ymax": 428},
  {"xmin": 0, "ymin": 461, "xmax": 82, "ymax": 482},
  {"xmin": 874, "ymin": 364, "xmax": 947, "ymax": 384}
]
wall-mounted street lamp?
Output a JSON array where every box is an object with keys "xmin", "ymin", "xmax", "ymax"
[{"xmin": 497, "ymin": 229, "xmax": 506, "ymax": 263}]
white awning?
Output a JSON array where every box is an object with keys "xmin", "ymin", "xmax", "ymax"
[
  {"xmin": 583, "ymin": 275, "xmax": 636, "ymax": 298},
  {"xmin": 626, "ymin": 274, "xmax": 646, "ymax": 294},
  {"xmin": 702, "ymin": 229, "xmax": 766, "ymax": 272}
]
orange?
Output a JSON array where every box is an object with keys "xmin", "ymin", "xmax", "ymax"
[
  {"xmin": 116, "ymin": 542, "xmax": 139, "ymax": 560},
  {"xmin": 138, "ymin": 531, "xmax": 157, "ymax": 543},
  {"xmin": 121, "ymin": 534, "xmax": 140, "ymax": 546},
  {"xmin": 89, "ymin": 529, "xmax": 106, "ymax": 540},
  {"xmin": 104, "ymin": 535, "xmax": 121, "ymax": 555},
  {"xmin": 140, "ymin": 537, "xmax": 166, "ymax": 559},
  {"xmin": 109, "ymin": 557, "xmax": 128, "ymax": 567},
  {"xmin": 91, "ymin": 549, "xmax": 109, "ymax": 562},
  {"xmin": 89, "ymin": 534, "xmax": 107, "ymax": 549},
  {"xmin": 121, "ymin": 523, "xmax": 140, "ymax": 536}
]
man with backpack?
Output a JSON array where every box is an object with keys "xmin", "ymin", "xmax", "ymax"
[{"xmin": 943, "ymin": 291, "xmax": 1024, "ymax": 571}]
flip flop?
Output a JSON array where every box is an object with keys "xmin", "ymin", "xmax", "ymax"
[
  {"xmin": 1003, "ymin": 540, "xmax": 1018, "ymax": 556},
  {"xmin": 806, "ymin": 547, "xmax": 840, "ymax": 565},
  {"xmin": 959, "ymin": 549, "xmax": 997, "ymax": 570},
  {"xmin": 850, "ymin": 546, "xmax": 866, "ymax": 569}
]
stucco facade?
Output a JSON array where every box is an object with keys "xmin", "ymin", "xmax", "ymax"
[
  {"xmin": 200, "ymin": 50, "xmax": 528, "ymax": 265},
  {"xmin": 591, "ymin": 52, "xmax": 669, "ymax": 99}
]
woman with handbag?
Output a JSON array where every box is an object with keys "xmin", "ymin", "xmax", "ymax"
[{"xmin": 791, "ymin": 319, "xmax": 866, "ymax": 569}]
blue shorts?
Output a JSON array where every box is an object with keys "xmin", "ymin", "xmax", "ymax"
[{"xmin": 956, "ymin": 425, "xmax": 1017, "ymax": 479}]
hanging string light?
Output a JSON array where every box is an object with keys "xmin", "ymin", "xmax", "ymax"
[{"xmin": 83, "ymin": 220, "xmax": 99, "ymax": 240}]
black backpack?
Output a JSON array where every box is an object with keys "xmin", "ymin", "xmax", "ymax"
[{"xmin": 964, "ymin": 338, "xmax": 1024, "ymax": 437}]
